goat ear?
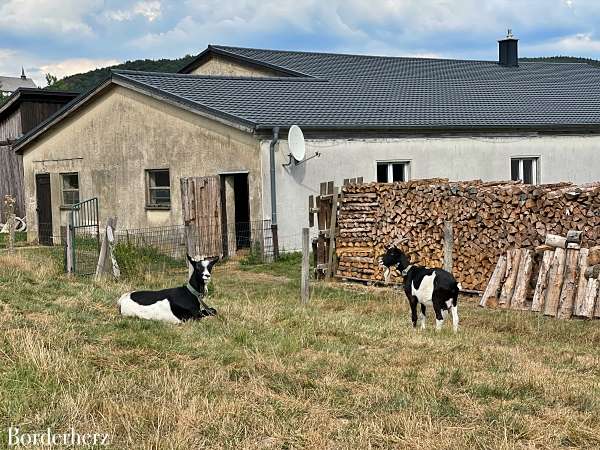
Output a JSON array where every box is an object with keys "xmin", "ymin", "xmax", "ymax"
[
  {"xmin": 209, "ymin": 256, "xmax": 220, "ymax": 268},
  {"xmin": 186, "ymin": 254, "xmax": 195, "ymax": 266}
]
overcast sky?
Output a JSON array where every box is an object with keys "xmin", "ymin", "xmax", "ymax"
[{"xmin": 2, "ymin": 0, "xmax": 600, "ymax": 86}]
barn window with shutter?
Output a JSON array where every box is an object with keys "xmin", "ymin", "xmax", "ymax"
[
  {"xmin": 146, "ymin": 169, "xmax": 171, "ymax": 209},
  {"xmin": 376, "ymin": 161, "xmax": 410, "ymax": 183},
  {"xmin": 61, "ymin": 172, "xmax": 80, "ymax": 205},
  {"xmin": 511, "ymin": 157, "xmax": 539, "ymax": 184}
]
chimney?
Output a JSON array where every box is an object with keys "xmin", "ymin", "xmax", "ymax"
[
  {"xmin": 21, "ymin": 67, "xmax": 26, "ymax": 79},
  {"xmin": 498, "ymin": 29, "xmax": 518, "ymax": 67}
]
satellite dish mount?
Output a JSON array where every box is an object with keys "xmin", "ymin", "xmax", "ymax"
[{"xmin": 283, "ymin": 125, "xmax": 320, "ymax": 167}]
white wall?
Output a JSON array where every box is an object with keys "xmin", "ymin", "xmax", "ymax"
[{"xmin": 261, "ymin": 134, "xmax": 600, "ymax": 250}]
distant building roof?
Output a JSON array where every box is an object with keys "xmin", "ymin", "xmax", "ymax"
[
  {"xmin": 0, "ymin": 74, "xmax": 36, "ymax": 93},
  {"xmin": 0, "ymin": 88, "xmax": 79, "ymax": 123}
]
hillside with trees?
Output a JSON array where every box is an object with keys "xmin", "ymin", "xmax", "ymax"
[{"xmin": 46, "ymin": 55, "xmax": 196, "ymax": 93}]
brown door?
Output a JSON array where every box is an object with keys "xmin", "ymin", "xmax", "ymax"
[
  {"xmin": 35, "ymin": 173, "xmax": 53, "ymax": 245},
  {"xmin": 181, "ymin": 176, "xmax": 223, "ymax": 257}
]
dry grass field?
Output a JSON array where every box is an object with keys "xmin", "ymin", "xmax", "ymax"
[{"xmin": 0, "ymin": 249, "xmax": 599, "ymax": 449}]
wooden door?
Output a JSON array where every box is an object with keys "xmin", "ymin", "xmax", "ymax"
[
  {"xmin": 181, "ymin": 176, "xmax": 223, "ymax": 257},
  {"xmin": 35, "ymin": 173, "xmax": 53, "ymax": 245}
]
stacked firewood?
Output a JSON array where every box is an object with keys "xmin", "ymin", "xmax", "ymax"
[
  {"xmin": 336, "ymin": 179, "xmax": 600, "ymax": 290},
  {"xmin": 480, "ymin": 232, "xmax": 600, "ymax": 319}
]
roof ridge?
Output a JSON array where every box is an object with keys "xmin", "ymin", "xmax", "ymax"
[
  {"xmin": 113, "ymin": 69, "xmax": 327, "ymax": 82},
  {"xmin": 212, "ymin": 44, "xmax": 600, "ymax": 67}
]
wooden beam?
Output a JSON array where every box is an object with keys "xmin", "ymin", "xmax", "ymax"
[
  {"xmin": 301, "ymin": 227, "xmax": 310, "ymax": 304},
  {"xmin": 531, "ymin": 250, "xmax": 554, "ymax": 313}
]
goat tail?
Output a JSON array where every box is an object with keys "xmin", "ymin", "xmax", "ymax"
[{"xmin": 456, "ymin": 282, "xmax": 463, "ymax": 292}]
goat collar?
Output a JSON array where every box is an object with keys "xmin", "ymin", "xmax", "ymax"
[
  {"xmin": 401, "ymin": 265, "xmax": 413, "ymax": 277},
  {"xmin": 186, "ymin": 282, "xmax": 203, "ymax": 298}
]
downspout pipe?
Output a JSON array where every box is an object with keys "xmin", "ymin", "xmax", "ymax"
[{"xmin": 269, "ymin": 127, "xmax": 280, "ymax": 225}]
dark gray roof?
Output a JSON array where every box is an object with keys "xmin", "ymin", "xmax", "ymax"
[
  {"xmin": 0, "ymin": 75, "xmax": 36, "ymax": 92},
  {"xmin": 14, "ymin": 45, "xmax": 600, "ymax": 152},
  {"xmin": 114, "ymin": 44, "xmax": 600, "ymax": 130}
]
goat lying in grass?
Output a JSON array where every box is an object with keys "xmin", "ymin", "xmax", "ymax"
[
  {"xmin": 117, "ymin": 255, "xmax": 219, "ymax": 324},
  {"xmin": 380, "ymin": 247, "xmax": 460, "ymax": 332}
]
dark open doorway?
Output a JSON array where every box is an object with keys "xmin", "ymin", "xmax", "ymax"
[
  {"xmin": 35, "ymin": 173, "xmax": 53, "ymax": 245},
  {"xmin": 220, "ymin": 172, "xmax": 251, "ymax": 256},
  {"xmin": 233, "ymin": 173, "xmax": 250, "ymax": 248}
]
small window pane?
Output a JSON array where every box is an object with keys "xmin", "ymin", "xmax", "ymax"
[
  {"xmin": 377, "ymin": 163, "xmax": 388, "ymax": 182},
  {"xmin": 392, "ymin": 163, "xmax": 405, "ymax": 182},
  {"xmin": 62, "ymin": 173, "xmax": 79, "ymax": 190},
  {"xmin": 511, "ymin": 159, "xmax": 520, "ymax": 181},
  {"xmin": 150, "ymin": 170, "xmax": 170, "ymax": 187},
  {"xmin": 522, "ymin": 159, "xmax": 533, "ymax": 184},
  {"xmin": 151, "ymin": 189, "xmax": 171, "ymax": 204}
]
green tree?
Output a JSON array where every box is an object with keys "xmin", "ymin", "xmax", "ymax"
[{"xmin": 45, "ymin": 73, "xmax": 58, "ymax": 87}]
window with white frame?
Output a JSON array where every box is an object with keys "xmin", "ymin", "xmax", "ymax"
[
  {"xmin": 511, "ymin": 157, "xmax": 538, "ymax": 184},
  {"xmin": 376, "ymin": 161, "xmax": 410, "ymax": 183}
]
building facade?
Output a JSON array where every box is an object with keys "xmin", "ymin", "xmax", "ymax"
[{"xmin": 13, "ymin": 38, "xmax": 600, "ymax": 251}]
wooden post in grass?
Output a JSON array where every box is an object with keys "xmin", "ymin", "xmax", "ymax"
[
  {"xmin": 301, "ymin": 227, "xmax": 310, "ymax": 304},
  {"xmin": 443, "ymin": 221, "xmax": 453, "ymax": 273},
  {"xmin": 3, "ymin": 195, "xmax": 16, "ymax": 253},
  {"xmin": 95, "ymin": 217, "xmax": 117, "ymax": 280},
  {"xmin": 66, "ymin": 213, "xmax": 74, "ymax": 275},
  {"xmin": 326, "ymin": 187, "xmax": 339, "ymax": 279}
]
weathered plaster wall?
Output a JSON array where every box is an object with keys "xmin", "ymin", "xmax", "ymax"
[
  {"xmin": 22, "ymin": 85, "xmax": 262, "ymax": 241},
  {"xmin": 189, "ymin": 55, "xmax": 282, "ymax": 77},
  {"xmin": 261, "ymin": 135, "xmax": 600, "ymax": 250}
]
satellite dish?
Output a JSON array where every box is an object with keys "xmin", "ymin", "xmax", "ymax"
[{"xmin": 288, "ymin": 125, "xmax": 306, "ymax": 163}]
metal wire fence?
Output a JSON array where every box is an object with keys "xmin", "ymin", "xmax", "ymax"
[{"xmin": 112, "ymin": 220, "xmax": 276, "ymax": 276}]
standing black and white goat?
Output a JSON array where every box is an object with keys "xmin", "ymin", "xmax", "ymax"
[
  {"xmin": 380, "ymin": 247, "xmax": 460, "ymax": 332},
  {"xmin": 117, "ymin": 255, "xmax": 219, "ymax": 324}
]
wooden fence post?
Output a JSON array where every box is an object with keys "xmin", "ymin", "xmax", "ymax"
[
  {"xmin": 301, "ymin": 227, "xmax": 310, "ymax": 304},
  {"xmin": 271, "ymin": 224, "xmax": 279, "ymax": 261},
  {"xmin": 326, "ymin": 187, "xmax": 339, "ymax": 279},
  {"xmin": 66, "ymin": 212, "xmax": 74, "ymax": 275},
  {"xmin": 443, "ymin": 221, "xmax": 453, "ymax": 273}
]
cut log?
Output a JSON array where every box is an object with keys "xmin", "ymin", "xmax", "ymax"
[
  {"xmin": 566, "ymin": 230, "xmax": 583, "ymax": 244},
  {"xmin": 594, "ymin": 276, "xmax": 600, "ymax": 319},
  {"xmin": 511, "ymin": 250, "xmax": 534, "ymax": 311},
  {"xmin": 545, "ymin": 234, "xmax": 567, "ymax": 249},
  {"xmin": 480, "ymin": 255, "xmax": 507, "ymax": 307},
  {"xmin": 499, "ymin": 249, "xmax": 521, "ymax": 308},
  {"xmin": 580, "ymin": 274, "xmax": 598, "ymax": 319},
  {"xmin": 544, "ymin": 248, "xmax": 567, "ymax": 317},
  {"xmin": 531, "ymin": 250, "xmax": 554, "ymax": 313},
  {"xmin": 588, "ymin": 246, "xmax": 600, "ymax": 266},
  {"xmin": 535, "ymin": 244, "xmax": 554, "ymax": 253},
  {"xmin": 584, "ymin": 265, "xmax": 600, "ymax": 280},
  {"xmin": 573, "ymin": 248, "xmax": 590, "ymax": 317},
  {"xmin": 582, "ymin": 275, "xmax": 600, "ymax": 319},
  {"xmin": 556, "ymin": 248, "xmax": 580, "ymax": 319}
]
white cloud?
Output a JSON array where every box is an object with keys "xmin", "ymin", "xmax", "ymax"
[
  {"xmin": 105, "ymin": 1, "xmax": 162, "ymax": 23},
  {"xmin": 38, "ymin": 58, "xmax": 121, "ymax": 84},
  {"xmin": 525, "ymin": 32, "xmax": 600, "ymax": 55},
  {"xmin": 0, "ymin": 0, "xmax": 100, "ymax": 37}
]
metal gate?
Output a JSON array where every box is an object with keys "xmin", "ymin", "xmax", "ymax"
[{"xmin": 65, "ymin": 198, "xmax": 100, "ymax": 275}]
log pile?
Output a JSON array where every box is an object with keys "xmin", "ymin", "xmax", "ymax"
[
  {"xmin": 480, "ymin": 232, "xmax": 600, "ymax": 319},
  {"xmin": 335, "ymin": 179, "xmax": 600, "ymax": 290}
]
